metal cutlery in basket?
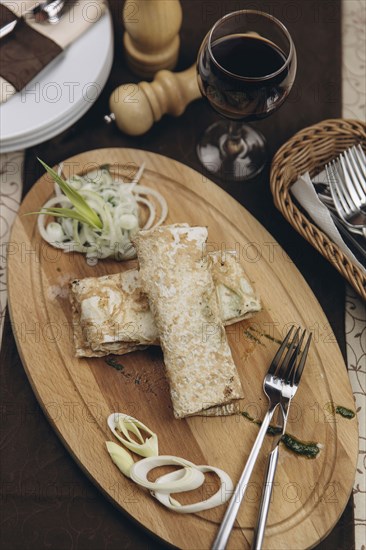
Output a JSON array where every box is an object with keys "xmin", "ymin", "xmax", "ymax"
[
  {"xmin": 212, "ymin": 326, "xmax": 312, "ymax": 550},
  {"xmin": 341, "ymin": 144, "xmax": 366, "ymax": 212},
  {"xmin": 325, "ymin": 144, "xmax": 366, "ymax": 239}
]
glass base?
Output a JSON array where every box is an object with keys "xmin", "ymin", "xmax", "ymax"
[{"xmin": 197, "ymin": 121, "xmax": 267, "ymax": 181}]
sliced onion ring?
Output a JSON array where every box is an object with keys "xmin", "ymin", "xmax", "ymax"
[
  {"xmin": 38, "ymin": 165, "xmax": 168, "ymax": 263},
  {"xmin": 129, "ymin": 455, "xmax": 205, "ymax": 494},
  {"xmin": 152, "ymin": 465, "xmax": 233, "ymax": 513},
  {"xmin": 107, "ymin": 412, "xmax": 158, "ymax": 457}
]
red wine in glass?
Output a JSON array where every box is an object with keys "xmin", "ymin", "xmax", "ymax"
[{"xmin": 197, "ymin": 11, "xmax": 297, "ymax": 180}]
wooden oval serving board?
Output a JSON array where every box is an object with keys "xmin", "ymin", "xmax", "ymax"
[{"xmin": 8, "ymin": 149, "xmax": 358, "ymax": 550}]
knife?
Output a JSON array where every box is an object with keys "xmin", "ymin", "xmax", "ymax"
[
  {"xmin": 330, "ymin": 214, "xmax": 366, "ymax": 265},
  {"xmin": 315, "ymin": 187, "xmax": 366, "ymax": 264},
  {"xmin": 251, "ymin": 398, "xmax": 291, "ymax": 549},
  {"xmin": 1, "ymin": 2, "xmax": 44, "ymax": 39},
  {"xmin": 0, "ymin": 0, "xmax": 65, "ymax": 39}
]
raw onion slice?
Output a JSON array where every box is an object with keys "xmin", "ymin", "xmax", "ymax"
[
  {"xmin": 37, "ymin": 164, "xmax": 168, "ymax": 262},
  {"xmin": 129, "ymin": 456, "xmax": 205, "ymax": 494},
  {"xmin": 105, "ymin": 412, "xmax": 234, "ymax": 515},
  {"xmin": 106, "ymin": 441, "xmax": 134, "ymax": 478},
  {"xmin": 133, "ymin": 184, "xmax": 168, "ymax": 230},
  {"xmin": 152, "ymin": 465, "xmax": 233, "ymax": 513},
  {"xmin": 107, "ymin": 413, "xmax": 158, "ymax": 457}
]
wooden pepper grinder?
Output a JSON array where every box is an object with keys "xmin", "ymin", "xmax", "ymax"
[
  {"xmin": 106, "ymin": 63, "xmax": 201, "ymax": 136},
  {"xmin": 123, "ymin": 0, "xmax": 183, "ymax": 78}
]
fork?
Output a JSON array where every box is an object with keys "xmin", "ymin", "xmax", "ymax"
[
  {"xmin": 342, "ymin": 145, "xmax": 366, "ymax": 213},
  {"xmin": 41, "ymin": 0, "xmax": 68, "ymax": 24},
  {"xmin": 326, "ymin": 147, "xmax": 366, "ymax": 239},
  {"xmin": 318, "ymin": 194, "xmax": 366, "ymax": 238},
  {"xmin": 251, "ymin": 330, "xmax": 312, "ymax": 549},
  {"xmin": 212, "ymin": 326, "xmax": 311, "ymax": 550}
]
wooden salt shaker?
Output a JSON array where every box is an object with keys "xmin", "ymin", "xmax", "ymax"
[{"xmin": 123, "ymin": 0, "xmax": 183, "ymax": 78}]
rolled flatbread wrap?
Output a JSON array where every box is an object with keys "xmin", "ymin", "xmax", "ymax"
[
  {"xmin": 210, "ymin": 250, "xmax": 261, "ymax": 325},
  {"xmin": 70, "ymin": 251, "xmax": 260, "ymax": 358},
  {"xmin": 69, "ymin": 273, "xmax": 147, "ymax": 357},
  {"xmin": 134, "ymin": 224, "xmax": 244, "ymax": 418}
]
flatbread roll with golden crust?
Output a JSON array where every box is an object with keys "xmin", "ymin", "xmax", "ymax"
[
  {"xmin": 69, "ymin": 275, "xmax": 146, "ymax": 357},
  {"xmin": 134, "ymin": 224, "xmax": 244, "ymax": 419},
  {"xmin": 69, "ymin": 251, "xmax": 260, "ymax": 358},
  {"xmin": 70, "ymin": 270, "xmax": 155, "ymax": 357},
  {"xmin": 209, "ymin": 250, "xmax": 261, "ymax": 325}
]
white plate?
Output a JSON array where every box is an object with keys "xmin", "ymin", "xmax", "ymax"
[{"xmin": 0, "ymin": 11, "xmax": 113, "ymax": 152}]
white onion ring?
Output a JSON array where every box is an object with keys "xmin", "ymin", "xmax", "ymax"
[
  {"xmin": 152, "ymin": 465, "xmax": 233, "ymax": 513},
  {"xmin": 129, "ymin": 456, "xmax": 205, "ymax": 494},
  {"xmin": 133, "ymin": 184, "xmax": 168, "ymax": 229},
  {"xmin": 107, "ymin": 412, "xmax": 158, "ymax": 458},
  {"xmin": 126, "ymin": 162, "xmax": 145, "ymax": 192},
  {"xmin": 37, "ymin": 196, "xmax": 80, "ymax": 251},
  {"xmin": 136, "ymin": 196, "xmax": 155, "ymax": 230},
  {"xmin": 38, "ymin": 165, "xmax": 168, "ymax": 262}
]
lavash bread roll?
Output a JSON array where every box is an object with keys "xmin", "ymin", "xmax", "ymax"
[
  {"xmin": 134, "ymin": 224, "xmax": 244, "ymax": 418},
  {"xmin": 70, "ymin": 252, "xmax": 260, "ymax": 358},
  {"xmin": 70, "ymin": 271, "xmax": 152, "ymax": 357},
  {"xmin": 209, "ymin": 251, "xmax": 261, "ymax": 324}
]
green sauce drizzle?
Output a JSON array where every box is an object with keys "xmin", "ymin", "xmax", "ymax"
[
  {"xmin": 335, "ymin": 406, "xmax": 355, "ymax": 419},
  {"xmin": 241, "ymin": 411, "xmax": 320, "ymax": 459},
  {"xmin": 105, "ymin": 358, "xmax": 125, "ymax": 372},
  {"xmin": 243, "ymin": 330, "xmax": 263, "ymax": 345},
  {"xmin": 325, "ymin": 402, "xmax": 356, "ymax": 419},
  {"xmin": 249, "ymin": 326, "xmax": 283, "ymax": 345},
  {"xmin": 281, "ymin": 434, "xmax": 320, "ymax": 459}
]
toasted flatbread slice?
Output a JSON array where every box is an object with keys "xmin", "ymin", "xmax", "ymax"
[{"xmin": 134, "ymin": 224, "xmax": 244, "ymax": 418}]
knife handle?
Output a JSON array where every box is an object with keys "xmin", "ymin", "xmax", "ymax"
[
  {"xmin": 0, "ymin": 20, "xmax": 17, "ymax": 39},
  {"xmin": 251, "ymin": 446, "xmax": 280, "ymax": 550},
  {"xmin": 0, "ymin": 2, "xmax": 44, "ymax": 40},
  {"xmin": 212, "ymin": 405, "xmax": 277, "ymax": 550}
]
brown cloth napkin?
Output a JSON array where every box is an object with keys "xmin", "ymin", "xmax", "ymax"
[{"xmin": 0, "ymin": 0, "xmax": 106, "ymax": 103}]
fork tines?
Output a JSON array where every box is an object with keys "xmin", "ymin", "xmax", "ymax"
[
  {"xmin": 325, "ymin": 144, "xmax": 366, "ymax": 231},
  {"xmin": 340, "ymin": 146, "xmax": 366, "ymax": 204},
  {"xmin": 270, "ymin": 326, "xmax": 311, "ymax": 386}
]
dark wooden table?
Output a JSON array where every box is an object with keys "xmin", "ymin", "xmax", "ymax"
[{"xmin": 0, "ymin": 1, "xmax": 355, "ymax": 548}]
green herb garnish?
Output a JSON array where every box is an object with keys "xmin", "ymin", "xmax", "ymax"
[{"xmin": 26, "ymin": 159, "xmax": 103, "ymax": 230}]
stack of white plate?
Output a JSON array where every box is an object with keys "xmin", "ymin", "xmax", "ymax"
[{"xmin": 0, "ymin": 11, "xmax": 114, "ymax": 152}]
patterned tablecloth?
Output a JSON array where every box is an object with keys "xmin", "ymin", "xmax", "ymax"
[
  {"xmin": 342, "ymin": 2, "xmax": 366, "ymax": 547},
  {"xmin": 0, "ymin": 1, "xmax": 365, "ymax": 547}
]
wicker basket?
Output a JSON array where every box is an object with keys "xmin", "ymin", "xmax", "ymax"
[{"xmin": 270, "ymin": 118, "xmax": 366, "ymax": 300}]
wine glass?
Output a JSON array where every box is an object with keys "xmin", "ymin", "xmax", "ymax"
[{"xmin": 196, "ymin": 10, "xmax": 297, "ymax": 180}]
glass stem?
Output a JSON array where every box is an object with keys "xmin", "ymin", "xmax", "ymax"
[{"xmin": 224, "ymin": 121, "xmax": 246, "ymax": 156}]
